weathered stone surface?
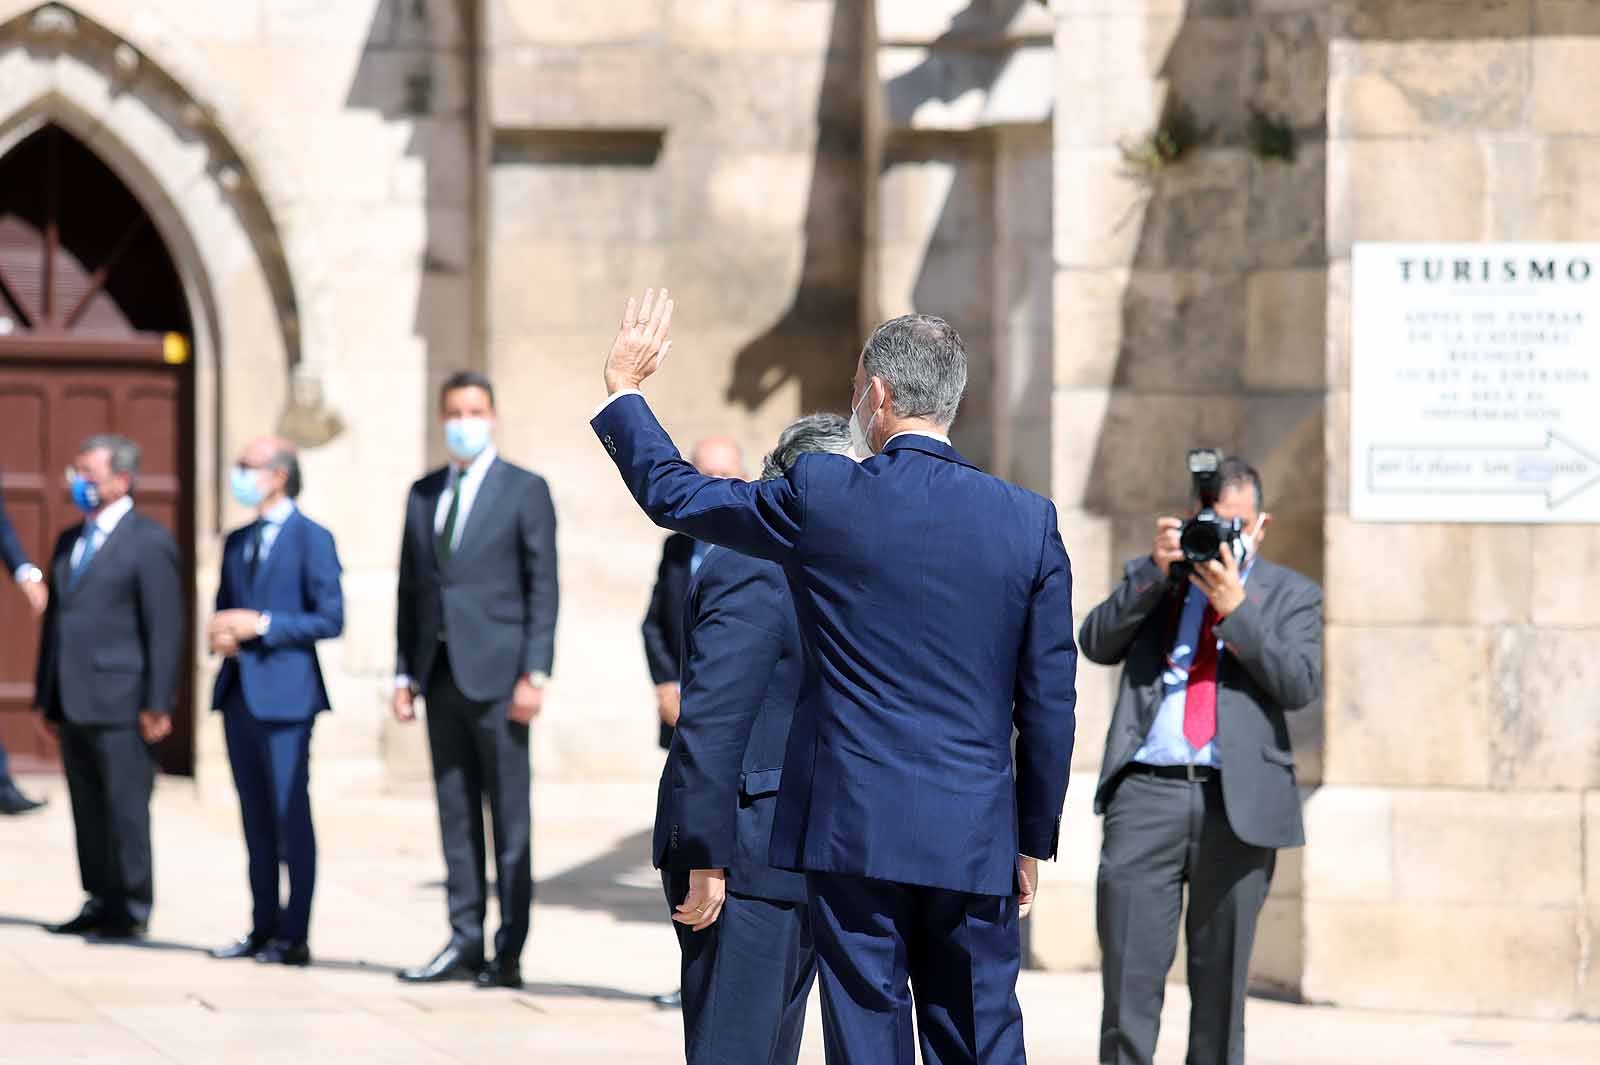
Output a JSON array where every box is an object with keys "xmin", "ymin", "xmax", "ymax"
[
  {"xmin": 1585, "ymin": 792, "xmax": 1600, "ymax": 1017},
  {"xmin": 1248, "ymin": 144, "xmax": 1327, "ymax": 269},
  {"xmin": 1535, "ymin": 139, "xmax": 1600, "ymax": 241},
  {"xmin": 1332, "ymin": 0, "xmax": 1534, "ymax": 41},
  {"xmin": 1329, "ymin": 38, "xmax": 1528, "ymax": 138},
  {"xmin": 1239, "ymin": 395, "xmax": 1324, "ymax": 514},
  {"xmin": 1488, "ymin": 628, "xmax": 1600, "ymax": 791},
  {"xmin": 1327, "ymin": 137, "xmax": 1487, "ymax": 257},
  {"xmin": 1303, "ymin": 899, "xmax": 1579, "ymax": 1019},
  {"xmin": 1392, "ymin": 790, "xmax": 1581, "ymax": 907},
  {"xmin": 1251, "ymin": 12, "xmax": 1331, "ymax": 132},
  {"xmin": 1111, "ymin": 270, "xmax": 1248, "ymax": 392},
  {"xmin": 1536, "ymin": 0, "xmax": 1600, "ymax": 33},
  {"xmin": 1324, "ymin": 259, "xmax": 1350, "ymax": 391},
  {"xmin": 1323, "ymin": 517, "xmax": 1532, "ymax": 625},
  {"xmin": 1532, "ymin": 527, "xmax": 1600, "ymax": 626},
  {"xmin": 1059, "ymin": 390, "xmax": 1245, "ymax": 514},
  {"xmin": 1245, "ymin": 269, "xmax": 1327, "ymax": 393},
  {"xmin": 1303, "ymin": 785, "xmax": 1393, "ymax": 902},
  {"xmin": 1162, "ymin": 16, "xmax": 1255, "ymax": 145},
  {"xmin": 1530, "ymin": 40, "xmax": 1600, "ymax": 136},
  {"xmin": 1054, "ymin": 269, "xmax": 1129, "ymax": 390},
  {"xmin": 1054, "ymin": 147, "xmax": 1152, "ymax": 268},
  {"xmin": 1323, "ymin": 627, "xmax": 1493, "ymax": 789},
  {"xmin": 1132, "ymin": 150, "xmax": 1252, "ymax": 271}
]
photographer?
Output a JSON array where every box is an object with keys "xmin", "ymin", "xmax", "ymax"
[{"xmin": 1079, "ymin": 454, "xmax": 1321, "ymax": 1065}]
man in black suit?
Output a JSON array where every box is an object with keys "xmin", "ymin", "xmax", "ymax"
[
  {"xmin": 642, "ymin": 436, "xmax": 743, "ymax": 750},
  {"xmin": 393, "ymin": 371, "xmax": 560, "ymax": 990},
  {"xmin": 35, "ymin": 434, "xmax": 183, "ymax": 939},
  {"xmin": 658, "ymin": 414, "xmax": 853, "ymax": 1065},
  {"xmin": 1079, "ymin": 457, "xmax": 1322, "ymax": 1065},
  {"xmin": 0, "ymin": 478, "xmax": 48, "ymax": 814}
]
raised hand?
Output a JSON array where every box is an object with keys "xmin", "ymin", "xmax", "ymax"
[{"xmin": 604, "ymin": 288, "xmax": 674, "ymax": 395}]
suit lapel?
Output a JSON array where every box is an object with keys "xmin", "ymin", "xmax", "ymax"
[
  {"xmin": 416, "ymin": 468, "xmax": 448, "ymax": 574},
  {"xmin": 251, "ymin": 510, "xmax": 298, "ymax": 595},
  {"xmin": 446, "ymin": 459, "xmax": 509, "ymax": 568},
  {"xmin": 64, "ymin": 511, "xmax": 133, "ymax": 599}
]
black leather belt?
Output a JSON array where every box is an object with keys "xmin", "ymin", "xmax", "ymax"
[{"xmin": 1127, "ymin": 763, "xmax": 1218, "ymax": 783}]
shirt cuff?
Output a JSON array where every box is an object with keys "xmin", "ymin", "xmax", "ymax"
[
  {"xmin": 592, "ymin": 388, "xmax": 643, "ymax": 419},
  {"xmin": 395, "ymin": 674, "xmax": 414, "ymax": 691},
  {"xmin": 13, "ymin": 564, "xmax": 40, "ymax": 583}
]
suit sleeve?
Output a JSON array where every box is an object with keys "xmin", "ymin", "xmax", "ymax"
[
  {"xmin": 1013, "ymin": 505, "xmax": 1078, "ymax": 862},
  {"xmin": 1078, "ymin": 555, "xmax": 1170, "ymax": 666},
  {"xmin": 1215, "ymin": 576, "xmax": 1323, "ymax": 712},
  {"xmin": 519, "ymin": 475, "xmax": 559, "ymax": 676},
  {"xmin": 138, "ymin": 527, "xmax": 184, "ymax": 713},
  {"xmin": 593, "ymin": 393, "xmax": 804, "ymax": 563},
  {"xmin": 640, "ymin": 544, "xmax": 679, "ymax": 685},
  {"xmin": 33, "ymin": 533, "xmax": 65, "ymax": 713},
  {"xmin": 0, "ymin": 486, "xmax": 28, "ymax": 575},
  {"xmin": 259, "ymin": 527, "xmax": 344, "ymax": 649},
  {"xmin": 669, "ymin": 558, "xmax": 788, "ymax": 870},
  {"xmin": 395, "ymin": 489, "xmax": 418, "ymax": 679}
]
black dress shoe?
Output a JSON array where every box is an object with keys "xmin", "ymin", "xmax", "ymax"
[
  {"xmin": 210, "ymin": 934, "xmax": 269, "ymax": 960},
  {"xmin": 255, "ymin": 939, "xmax": 311, "ymax": 967},
  {"xmin": 474, "ymin": 958, "xmax": 523, "ymax": 990},
  {"xmin": 88, "ymin": 920, "xmax": 147, "ymax": 941},
  {"xmin": 0, "ymin": 781, "xmax": 45, "ymax": 815},
  {"xmin": 652, "ymin": 988, "xmax": 683, "ymax": 1009},
  {"xmin": 397, "ymin": 941, "xmax": 483, "ymax": 983},
  {"xmin": 47, "ymin": 905, "xmax": 107, "ymax": 936}
]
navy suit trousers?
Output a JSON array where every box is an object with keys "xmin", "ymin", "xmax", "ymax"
[
  {"xmin": 807, "ymin": 872, "xmax": 1026, "ymax": 1065},
  {"xmin": 665, "ymin": 870, "xmax": 816, "ymax": 1065},
  {"xmin": 222, "ymin": 691, "xmax": 316, "ymax": 942}
]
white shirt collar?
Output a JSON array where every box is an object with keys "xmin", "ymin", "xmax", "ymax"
[
  {"xmin": 261, "ymin": 498, "xmax": 296, "ymax": 526},
  {"xmin": 90, "ymin": 494, "xmax": 135, "ymax": 535},
  {"xmin": 451, "ymin": 444, "xmax": 498, "ymax": 482},
  {"xmin": 885, "ymin": 429, "xmax": 953, "ymax": 447}
]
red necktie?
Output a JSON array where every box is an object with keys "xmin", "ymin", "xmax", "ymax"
[{"xmin": 1182, "ymin": 606, "xmax": 1219, "ymax": 749}]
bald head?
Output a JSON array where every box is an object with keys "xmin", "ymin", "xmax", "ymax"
[
  {"xmin": 236, "ymin": 434, "xmax": 301, "ymax": 507},
  {"xmin": 691, "ymin": 435, "xmax": 744, "ymax": 480}
]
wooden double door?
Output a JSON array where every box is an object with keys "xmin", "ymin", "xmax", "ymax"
[{"xmin": 0, "ymin": 124, "xmax": 196, "ymax": 774}]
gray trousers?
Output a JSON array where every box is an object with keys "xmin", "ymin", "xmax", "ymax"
[
  {"xmin": 424, "ymin": 654, "xmax": 533, "ymax": 962},
  {"xmin": 1096, "ymin": 770, "xmax": 1275, "ymax": 1065}
]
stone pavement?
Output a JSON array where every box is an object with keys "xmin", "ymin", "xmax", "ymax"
[{"xmin": 1, "ymin": 773, "xmax": 1595, "ymax": 1065}]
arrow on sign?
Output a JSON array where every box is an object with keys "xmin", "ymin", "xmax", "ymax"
[{"xmin": 1368, "ymin": 432, "xmax": 1600, "ymax": 509}]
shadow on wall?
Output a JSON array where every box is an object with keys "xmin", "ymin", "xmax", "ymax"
[
  {"xmin": 725, "ymin": 0, "xmax": 868, "ymax": 416},
  {"xmin": 348, "ymin": 0, "xmax": 480, "ymax": 467}
]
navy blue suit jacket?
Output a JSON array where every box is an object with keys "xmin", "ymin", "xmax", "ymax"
[
  {"xmin": 654, "ymin": 545, "xmax": 808, "ymax": 904},
  {"xmin": 211, "ymin": 508, "xmax": 344, "ymax": 721},
  {"xmin": 0, "ymin": 481, "xmax": 29, "ymax": 575},
  {"xmin": 596, "ymin": 394, "xmax": 1078, "ymax": 897}
]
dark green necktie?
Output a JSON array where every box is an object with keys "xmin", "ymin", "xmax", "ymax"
[{"xmin": 437, "ymin": 475, "xmax": 461, "ymax": 563}]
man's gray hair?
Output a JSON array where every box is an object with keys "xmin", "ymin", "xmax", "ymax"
[
  {"xmin": 861, "ymin": 314, "xmax": 967, "ymax": 427},
  {"xmin": 761, "ymin": 413, "xmax": 852, "ymax": 480},
  {"xmin": 80, "ymin": 434, "xmax": 140, "ymax": 479}
]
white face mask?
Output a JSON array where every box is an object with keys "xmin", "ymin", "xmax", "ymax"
[
  {"xmin": 1237, "ymin": 513, "xmax": 1267, "ymax": 565},
  {"xmin": 848, "ymin": 384, "xmax": 881, "ymax": 458}
]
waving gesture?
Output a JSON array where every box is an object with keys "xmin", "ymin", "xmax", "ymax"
[{"xmin": 604, "ymin": 287, "xmax": 675, "ymax": 395}]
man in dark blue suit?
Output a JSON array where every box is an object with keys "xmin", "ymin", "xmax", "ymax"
[
  {"xmin": 594, "ymin": 291, "xmax": 1078, "ymax": 1065},
  {"xmin": 206, "ymin": 436, "xmax": 343, "ymax": 967},
  {"xmin": 0, "ymin": 479, "xmax": 48, "ymax": 814},
  {"xmin": 659, "ymin": 413, "xmax": 854, "ymax": 1065}
]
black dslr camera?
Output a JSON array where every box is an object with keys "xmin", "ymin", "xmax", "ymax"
[{"xmin": 1170, "ymin": 448, "xmax": 1248, "ymax": 586}]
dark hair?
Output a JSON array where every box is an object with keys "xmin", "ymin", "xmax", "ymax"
[
  {"xmin": 268, "ymin": 445, "xmax": 302, "ymax": 499},
  {"xmin": 439, "ymin": 370, "xmax": 495, "ymax": 410},
  {"xmin": 1217, "ymin": 457, "xmax": 1265, "ymax": 512},
  {"xmin": 761, "ymin": 413, "xmax": 852, "ymax": 480}
]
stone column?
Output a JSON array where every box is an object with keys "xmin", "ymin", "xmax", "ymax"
[
  {"xmin": 1037, "ymin": 0, "xmax": 1329, "ymax": 996},
  {"xmin": 1308, "ymin": 0, "xmax": 1600, "ymax": 1020}
]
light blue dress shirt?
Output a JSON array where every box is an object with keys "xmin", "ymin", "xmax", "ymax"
[
  {"xmin": 246, "ymin": 498, "xmax": 296, "ymax": 568},
  {"xmin": 1132, "ymin": 564, "xmax": 1253, "ymax": 768}
]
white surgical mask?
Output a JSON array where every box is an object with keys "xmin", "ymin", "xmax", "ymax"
[
  {"xmin": 848, "ymin": 385, "xmax": 881, "ymax": 458},
  {"xmin": 444, "ymin": 417, "xmax": 492, "ymax": 462},
  {"xmin": 1237, "ymin": 514, "xmax": 1267, "ymax": 566}
]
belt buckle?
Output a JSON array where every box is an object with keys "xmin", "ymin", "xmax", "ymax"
[{"xmin": 1185, "ymin": 763, "xmax": 1201, "ymax": 783}]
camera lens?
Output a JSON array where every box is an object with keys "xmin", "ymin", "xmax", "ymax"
[{"xmin": 1180, "ymin": 520, "xmax": 1221, "ymax": 563}]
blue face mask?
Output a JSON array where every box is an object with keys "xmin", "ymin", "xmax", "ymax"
[
  {"xmin": 444, "ymin": 417, "xmax": 492, "ymax": 462},
  {"xmin": 69, "ymin": 475, "xmax": 100, "ymax": 514},
  {"xmin": 230, "ymin": 465, "xmax": 266, "ymax": 508}
]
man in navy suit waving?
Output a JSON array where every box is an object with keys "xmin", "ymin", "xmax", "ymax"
[
  {"xmin": 207, "ymin": 435, "xmax": 343, "ymax": 967},
  {"xmin": 593, "ymin": 291, "xmax": 1078, "ymax": 1065}
]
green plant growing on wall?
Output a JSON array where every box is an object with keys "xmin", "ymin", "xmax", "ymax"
[
  {"xmin": 1118, "ymin": 104, "xmax": 1201, "ymax": 181},
  {"xmin": 1249, "ymin": 107, "xmax": 1297, "ymax": 163}
]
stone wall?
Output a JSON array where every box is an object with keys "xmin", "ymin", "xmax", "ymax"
[
  {"xmin": 1037, "ymin": 0, "xmax": 1330, "ymax": 995},
  {"xmin": 1308, "ymin": 0, "xmax": 1600, "ymax": 1019},
  {"xmin": 482, "ymin": 0, "xmax": 867, "ymax": 781}
]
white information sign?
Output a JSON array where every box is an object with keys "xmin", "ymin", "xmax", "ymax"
[{"xmin": 1351, "ymin": 242, "xmax": 1600, "ymax": 523}]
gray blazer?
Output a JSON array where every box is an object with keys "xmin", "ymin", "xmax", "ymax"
[
  {"xmin": 1079, "ymin": 555, "xmax": 1322, "ymax": 849},
  {"xmin": 396, "ymin": 458, "xmax": 559, "ymax": 704}
]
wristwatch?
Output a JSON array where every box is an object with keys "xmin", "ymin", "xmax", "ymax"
[
  {"xmin": 526, "ymin": 671, "xmax": 549, "ymax": 689},
  {"xmin": 255, "ymin": 612, "xmax": 272, "ymax": 638},
  {"xmin": 16, "ymin": 564, "xmax": 42, "ymax": 584}
]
